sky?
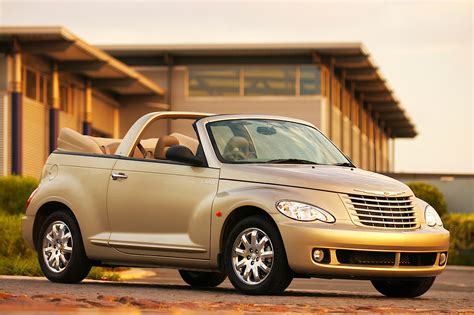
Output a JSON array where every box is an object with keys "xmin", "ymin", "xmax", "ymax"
[{"xmin": 1, "ymin": 0, "xmax": 473, "ymax": 174}]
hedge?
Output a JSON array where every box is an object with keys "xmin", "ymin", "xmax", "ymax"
[
  {"xmin": 0, "ymin": 212, "xmax": 120, "ymax": 279},
  {"xmin": 0, "ymin": 176, "xmax": 39, "ymax": 215},
  {"xmin": 407, "ymin": 181, "xmax": 448, "ymax": 216},
  {"xmin": 443, "ymin": 213, "xmax": 474, "ymax": 266}
]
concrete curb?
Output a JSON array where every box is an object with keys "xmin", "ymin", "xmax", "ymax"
[{"xmin": 117, "ymin": 268, "xmax": 156, "ymax": 281}]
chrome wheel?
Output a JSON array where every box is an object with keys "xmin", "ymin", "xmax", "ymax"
[
  {"xmin": 42, "ymin": 220, "xmax": 73, "ymax": 273},
  {"xmin": 231, "ymin": 227, "xmax": 274, "ymax": 285}
]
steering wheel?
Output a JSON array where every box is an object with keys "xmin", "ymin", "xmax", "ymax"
[{"xmin": 223, "ymin": 151, "xmax": 247, "ymax": 161}]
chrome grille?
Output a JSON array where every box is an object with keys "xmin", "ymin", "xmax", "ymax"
[{"xmin": 343, "ymin": 194, "xmax": 418, "ymax": 229}]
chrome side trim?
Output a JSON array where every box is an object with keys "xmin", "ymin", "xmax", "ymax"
[{"xmin": 108, "ymin": 241, "xmax": 207, "ymax": 253}]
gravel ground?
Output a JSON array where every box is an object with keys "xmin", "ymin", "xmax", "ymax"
[{"xmin": 0, "ymin": 266, "xmax": 472, "ymax": 313}]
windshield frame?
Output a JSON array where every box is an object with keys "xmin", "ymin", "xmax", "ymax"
[{"xmin": 203, "ymin": 117, "xmax": 353, "ymax": 166}]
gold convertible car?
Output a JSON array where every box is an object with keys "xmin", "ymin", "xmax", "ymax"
[{"xmin": 22, "ymin": 112, "xmax": 449, "ymax": 297}]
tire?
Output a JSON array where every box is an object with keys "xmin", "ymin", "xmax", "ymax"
[
  {"xmin": 36, "ymin": 210, "xmax": 92, "ymax": 283},
  {"xmin": 224, "ymin": 215, "xmax": 293, "ymax": 295},
  {"xmin": 179, "ymin": 270, "xmax": 226, "ymax": 288},
  {"xmin": 371, "ymin": 277, "xmax": 436, "ymax": 298}
]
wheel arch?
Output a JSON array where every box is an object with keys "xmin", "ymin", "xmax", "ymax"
[
  {"xmin": 219, "ymin": 205, "xmax": 283, "ymax": 263},
  {"xmin": 33, "ymin": 201, "xmax": 80, "ymax": 249}
]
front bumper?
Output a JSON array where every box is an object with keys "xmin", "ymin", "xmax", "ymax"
[{"xmin": 274, "ymin": 215, "xmax": 450, "ymax": 278}]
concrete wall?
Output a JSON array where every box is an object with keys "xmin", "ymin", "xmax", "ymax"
[{"xmin": 386, "ymin": 173, "xmax": 474, "ymax": 214}]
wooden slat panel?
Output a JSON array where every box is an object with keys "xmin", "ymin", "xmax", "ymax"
[{"xmin": 23, "ymin": 97, "xmax": 47, "ymax": 178}]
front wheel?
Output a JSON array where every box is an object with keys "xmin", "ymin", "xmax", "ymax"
[
  {"xmin": 224, "ymin": 215, "xmax": 293, "ymax": 295},
  {"xmin": 371, "ymin": 277, "xmax": 436, "ymax": 297},
  {"xmin": 37, "ymin": 211, "xmax": 92, "ymax": 283},
  {"xmin": 179, "ymin": 270, "xmax": 226, "ymax": 288}
]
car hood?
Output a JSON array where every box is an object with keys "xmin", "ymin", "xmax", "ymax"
[{"xmin": 220, "ymin": 164, "xmax": 412, "ymax": 195}]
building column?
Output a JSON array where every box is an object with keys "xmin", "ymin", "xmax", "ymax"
[
  {"xmin": 373, "ymin": 113, "xmax": 378, "ymax": 172},
  {"xmin": 358, "ymin": 94, "xmax": 364, "ymax": 168},
  {"xmin": 349, "ymin": 82, "xmax": 355, "ymax": 160},
  {"xmin": 340, "ymin": 70, "xmax": 346, "ymax": 152},
  {"xmin": 164, "ymin": 53, "xmax": 173, "ymax": 134},
  {"xmin": 83, "ymin": 79, "xmax": 92, "ymax": 135},
  {"xmin": 328, "ymin": 57, "xmax": 335, "ymax": 139},
  {"xmin": 10, "ymin": 45, "xmax": 22, "ymax": 175},
  {"xmin": 49, "ymin": 63, "xmax": 60, "ymax": 153}
]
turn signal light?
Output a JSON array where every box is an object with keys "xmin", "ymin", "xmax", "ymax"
[{"xmin": 26, "ymin": 188, "xmax": 39, "ymax": 210}]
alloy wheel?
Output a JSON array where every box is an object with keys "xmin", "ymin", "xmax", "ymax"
[
  {"xmin": 231, "ymin": 227, "xmax": 274, "ymax": 285},
  {"xmin": 42, "ymin": 220, "xmax": 73, "ymax": 273}
]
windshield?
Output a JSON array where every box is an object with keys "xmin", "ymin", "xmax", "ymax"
[{"xmin": 207, "ymin": 119, "xmax": 351, "ymax": 165}]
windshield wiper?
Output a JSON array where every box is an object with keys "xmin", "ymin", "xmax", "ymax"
[
  {"xmin": 267, "ymin": 159, "xmax": 319, "ymax": 165},
  {"xmin": 332, "ymin": 162, "xmax": 355, "ymax": 167}
]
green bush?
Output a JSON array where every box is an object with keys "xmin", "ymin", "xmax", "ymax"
[
  {"xmin": 443, "ymin": 213, "xmax": 474, "ymax": 266},
  {"xmin": 0, "ymin": 212, "xmax": 120, "ymax": 279},
  {"xmin": 407, "ymin": 182, "xmax": 448, "ymax": 216},
  {"xmin": 0, "ymin": 213, "xmax": 42, "ymax": 276},
  {"xmin": 0, "ymin": 176, "xmax": 39, "ymax": 215}
]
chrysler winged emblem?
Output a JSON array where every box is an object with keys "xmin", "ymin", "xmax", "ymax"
[{"xmin": 354, "ymin": 189, "xmax": 405, "ymax": 197}]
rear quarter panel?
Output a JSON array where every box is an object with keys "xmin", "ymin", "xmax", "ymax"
[{"xmin": 26, "ymin": 153, "xmax": 118, "ymax": 260}]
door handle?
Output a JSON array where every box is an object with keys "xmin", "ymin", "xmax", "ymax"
[{"xmin": 111, "ymin": 172, "xmax": 128, "ymax": 180}]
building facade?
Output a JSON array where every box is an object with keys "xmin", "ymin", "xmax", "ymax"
[
  {"xmin": 0, "ymin": 27, "xmax": 164, "ymax": 177},
  {"xmin": 0, "ymin": 27, "xmax": 416, "ymax": 178},
  {"xmin": 104, "ymin": 43, "xmax": 417, "ymax": 173}
]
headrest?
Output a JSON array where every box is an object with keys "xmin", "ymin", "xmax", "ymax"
[
  {"xmin": 155, "ymin": 135, "xmax": 179, "ymax": 159},
  {"xmin": 170, "ymin": 133, "xmax": 199, "ymax": 154}
]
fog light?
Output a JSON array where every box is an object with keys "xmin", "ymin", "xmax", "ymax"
[
  {"xmin": 313, "ymin": 249, "xmax": 325, "ymax": 263},
  {"xmin": 439, "ymin": 252, "xmax": 447, "ymax": 266}
]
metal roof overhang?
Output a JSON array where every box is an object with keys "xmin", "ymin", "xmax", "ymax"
[
  {"xmin": 102, "ymin": 43, "xmax": 417, "ymax": 138},
  {"xmin": 0, "ymin": 27, "xmax": 165, "ymax": 103}
]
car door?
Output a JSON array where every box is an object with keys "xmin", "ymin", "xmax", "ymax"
[{"xmin": 106, "ymin": 158, "xmax": 219, "ymax": 260}]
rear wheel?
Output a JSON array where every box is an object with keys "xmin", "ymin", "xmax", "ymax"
[
  {"xmin": 371, "ymin": 277, "xmax": 436, "ymax": 297},
  {"xmin": 224, "ymin": 215, "xmax": 293, "ymax": 295},
  {"xmin": 37, "ymin": 211, "xmax": 92, "ymax": 283},
  {"xmin": 179, "ymin": 270, "xmax": 226, "ymax": 288}
]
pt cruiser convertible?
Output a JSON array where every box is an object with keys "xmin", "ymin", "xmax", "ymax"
[{"xmin": 22, "ymin": 112, "xmax": 449, "ymax": 297}]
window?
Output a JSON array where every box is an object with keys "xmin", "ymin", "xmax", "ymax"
[
  {"xmin": 24, "ymin": 67, "xmax": 50, "ymax": 104},
  {"xmin": 300, "ymin": 65, "xmax": 321, "ymax": 95},
  {"xmin": 207, "ymin": 119, "xmax": 350, "ymax": 165},
  {"xmin": 187, "ymin": 65, "xmax": 322, "ymax": 97},
  {"xmin": 25, "ymin": 68, "xmax": 37, "ymax": 100},
  {"xmin": 59, "ymin": 84, "xmax": 69, "ymax": 112},
  {"xmin": 188, "ymin": 67, "xmax": 240, "ymax": 96},
  {"xmin": 244, "ymin": 66, "xmax": 295, "ymax": 96}
]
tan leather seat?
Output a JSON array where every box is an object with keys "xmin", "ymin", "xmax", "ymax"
[
  {"xmin": 170, "ymin": 133, "xmax": 199, "ymax": 154},
  {"xmin": 154, "ymin": 135, "xmax": 179, "ymax": 159}
]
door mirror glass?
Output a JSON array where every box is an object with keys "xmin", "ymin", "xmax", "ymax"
[{"xmin": 166, "ymin": 145, "xmax": 204, "ymax": 166}]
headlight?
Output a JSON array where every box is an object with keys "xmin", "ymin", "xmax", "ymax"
[
  {"xmin": 424, "ymin": 205, "xmax": 443, "ymax": 227},
  {"xmin": 276, "ymin": 200, "xmax": 335, "ymax": 223}
]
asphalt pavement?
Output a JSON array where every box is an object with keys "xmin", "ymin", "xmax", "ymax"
[{"xmin": 0, "ymin": 266, "xmax": 472, "ymax": 313}]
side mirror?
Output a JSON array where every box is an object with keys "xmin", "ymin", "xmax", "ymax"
[{"xmin": 166, "ymin": 145, "xmax": 204, "ymax": 166}]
